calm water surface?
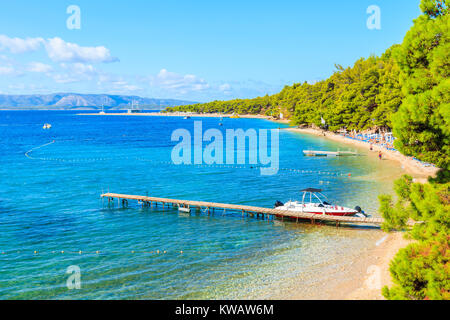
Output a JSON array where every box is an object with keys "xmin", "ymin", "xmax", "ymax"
[{"xmin": 0, "ymin": 111, "xmax": 405, "ymax": 299}]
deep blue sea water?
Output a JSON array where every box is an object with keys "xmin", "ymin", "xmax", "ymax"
[{"xmin": 0, "ymin": 111, "xmax": 405, "ymax": 299}]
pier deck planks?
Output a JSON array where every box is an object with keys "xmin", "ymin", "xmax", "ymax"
[{"xmin": 101, "ymin": 193, "xmax": 393, "ymax": 226}]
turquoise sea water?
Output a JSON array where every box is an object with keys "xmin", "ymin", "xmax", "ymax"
[{"xmin": 0, "ymin": 111, "xmax": 405, "ymax": 299}]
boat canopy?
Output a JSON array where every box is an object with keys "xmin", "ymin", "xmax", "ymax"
[{"xmin": 300, "ymin": 188, "xmax": 322, "ymax": 193}]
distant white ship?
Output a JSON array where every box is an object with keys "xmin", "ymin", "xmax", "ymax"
[{"xmin": 43, "ymin": 123, "xmax": 52, "ymax": 129}]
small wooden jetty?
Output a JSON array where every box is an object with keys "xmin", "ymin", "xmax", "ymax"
[
  {"xmin": 303, "ymin": 150, "xmax": 358, "ymax": 157},
  {"xmin": 101, "ymin": 193, "xmax": 385, "ymax": 227}
]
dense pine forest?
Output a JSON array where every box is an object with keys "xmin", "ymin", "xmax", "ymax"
[
  {"xmin": 168, "ymin": 0, "xmax": 449, "ymax": 300},
  {"xmin": 379, "ymin": 0, "xmax": 449, "ymax": 300},
  {"xmin": 168, "ymin": 51, "xmax": 402, "ymax": 133}
]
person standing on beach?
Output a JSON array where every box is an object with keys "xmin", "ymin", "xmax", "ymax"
[{"xmin": 378, "ymin": 151, "xmax": 382, "ymax": 160}]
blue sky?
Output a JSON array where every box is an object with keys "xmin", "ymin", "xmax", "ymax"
[{"xmin": 0, "ymin": 0, "xmax": 421, "ymax": 102}]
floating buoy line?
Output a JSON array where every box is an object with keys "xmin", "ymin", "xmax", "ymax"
[
  {"xmin": 24, "ymin": 140, "xmax": 56, "ymax": 159},
  {"xmin": 25, "ymin": 140, "xmax": 354, "ymax": 177},
  {"xmin": 0, "ymin": 249, "xmax": 191, "ymax": 257}
]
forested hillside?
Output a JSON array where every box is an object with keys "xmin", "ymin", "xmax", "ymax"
[
  {"xmin": 375, "ymin": 0, "xmax": 449, "ymax": 300},
  {"xmin": 391, "ymin": 0, "xmax": 449, "ymax": 169},
  {"xmin": 167, "ymin": 51, "xmax": 402, "ymax": 132}
]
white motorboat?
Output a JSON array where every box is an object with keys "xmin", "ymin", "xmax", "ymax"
[{"xmin": 274, "ymin": 188, "xmax": 369, "ymax": 218}]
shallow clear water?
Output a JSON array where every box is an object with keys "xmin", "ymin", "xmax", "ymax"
[{"xmin": 0, "ymin": 111, "xmax": 405, "ymax": 299}]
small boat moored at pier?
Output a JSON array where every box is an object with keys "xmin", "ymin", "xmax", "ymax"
[
  {"xmin": 275, "ymin": 188, "xmax": 369, "ymax": 218},
  {"xmin": 178, "ymin": 206, "xmax": 191, "ymax": 213}
]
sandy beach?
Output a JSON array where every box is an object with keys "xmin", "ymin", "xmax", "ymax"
[
  {"xmin": 343, "ymin": 232, "xmax": 412, "ymax": 300},
  {"xmin": 287, "ymin": 127, "xmax": 440, "ymax": 181},
  {"xmin": 285, "ymin": 231, "xmax": 411, "ymax": 300}
]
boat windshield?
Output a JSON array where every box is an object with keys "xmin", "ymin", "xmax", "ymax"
[{"xmin": 301, "ymin": 192, "xmax": 331, "ymax": 205}]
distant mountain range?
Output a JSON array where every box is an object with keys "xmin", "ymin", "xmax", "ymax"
[{"xmin": 0, "ymin": 93, "xmax": 197, "ymax": 110}]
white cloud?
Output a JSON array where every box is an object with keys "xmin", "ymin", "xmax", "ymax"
[
  {"xmin": 111, "ymin": 81, "xmax": 141, "ymax": 92},
  {"xmin": 219, "ymin": 83, "xmax": 231, "ymax": 92},
  {"xmin": 50, "ymin": 63, "xmax": 140, "ymax": 93},
  {"xmin": 0, "ymin": 35, "xmax": 118, "ymax": 64},
  {"xmin": 0, "ymin": 65, "xmax": 15, "ymax": 75},
  {"xmin": 52, "ymin": 74, "xmax": 79, "ymax": 84},
  {"xmin": 28, "ymin": 62, "xmax": 53, "ymax": 73},
  {"xmin": 95, "ymin": 73, "xmax": 143, "ymax": 94},
  {"xmin": 150, "ymin": 69, "xmax": 209, "ymax": 94},
  {"xmin": 0, "ymin": 35, "xmax": 44, "ymax": 54},
  {"xmin": 61, "ymin": 62, "xmax": 96, "ymax": 75},
  {"xmin": 51, "ymin": 62, "xmax": 98, "ymax": 83},
  {"xmin": 7, "ymin": 83, "xmax": 45, "ymax": 93},
  {"xmin": 45, "ymin": 37, "xmax": 118, "ymax": 63}
]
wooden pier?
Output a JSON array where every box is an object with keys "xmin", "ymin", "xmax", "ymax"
[
  {"xmin": 101, "ymin": 193, "xmax": 386, "ymax": 227},
  {"xmin": 303, "ymin": 150, "xmax": 358, "ymax": 157}
]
